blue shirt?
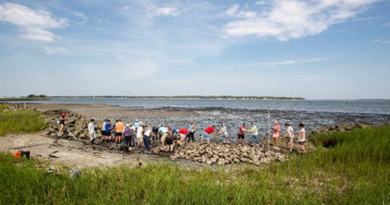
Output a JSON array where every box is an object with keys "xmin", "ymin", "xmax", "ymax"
[
  {"xmin": 105, "ymin": 123, "xmax": 111, "ymax": 132},
  {"xmin": 158, "ymin": 127, "xmax": 168, "ymax": 134}
]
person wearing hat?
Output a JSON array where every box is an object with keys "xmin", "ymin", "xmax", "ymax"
[
  {"xmin": 123, "ymin": 123, "xmax": 133, "ymax": 146},
  {"xmin": 273, "ymin": 121, "xmax": 281, "ymax": 147}
]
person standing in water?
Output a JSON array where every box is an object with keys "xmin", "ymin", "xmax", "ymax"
[
  {"xmin": 298, "ymin": 123, "xmax": 306, "ymax": 153},
  {"xmin": 273, "ymin": 121, "xmax": 281, "ymax": 147}
]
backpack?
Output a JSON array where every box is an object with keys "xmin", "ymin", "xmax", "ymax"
[{"xmin": 124, "ymin": 127, "xmax": 132, "ymax": 137}]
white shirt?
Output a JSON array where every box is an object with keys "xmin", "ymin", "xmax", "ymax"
[
  {"xmin": 88, "ymin": 123, "xmax": 95, "ymax": 134},
  {"xmin": 137, "ymin": 126, "xmax": 144, "ymax": 138},
  {"xmin": 220, "ymin": 126, "xmax": 228, "ymax": 135},
  {"xmin": 287, "ymin": 126, "xmax": 294, "ymax": 138},
  {"xmin": 251, "ymin": 125, "xmax": 258, "ymax": 136},
  {"xmin": 144, "ymin": 129, "xmax": 152, "ymax": 137},
  {"xmin": 299, "ymin": 128, "xmax": 306, "ymax": 142},
  {"xmin": 102, "ymin": 122, "xmax": 107, "ymax": 132}
]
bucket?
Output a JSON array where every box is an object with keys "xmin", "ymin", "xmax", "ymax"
[
  {"xmin": 13, "ymin": 151, "xmax": 21, "ymax": 158},
  {"xmin": 21, "ymin": 151, "xmax": 30, "ymax": 159}
]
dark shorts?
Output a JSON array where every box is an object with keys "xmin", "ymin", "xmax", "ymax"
[
  {"xmin": 166, "ymin": 137, "xmax": 173, "ymax": 145},
  {"xmin": 115, "ymin": 132, "xmax": 122, "ymax": 137},
  {"xmin": 237, "ymin": 134, "xmax": 245, "ymax": 139},
  {"xmin": 298, "ymin": 141, "xmax": 305, "ymax": 145}
]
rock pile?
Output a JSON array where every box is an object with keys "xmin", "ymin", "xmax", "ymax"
[
  {"xmin": 310, "ymin": 122, "xmax": 370, "ymax": 136},
  {"xmin": 167, "ymin": 143, "xmax": 285, "ymax": 166},
  {"xmin": 43, "ymin": 110, "xmax": 99, "ymax": 139}
]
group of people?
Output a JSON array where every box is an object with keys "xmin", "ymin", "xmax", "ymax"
[{"xmin": 82, "ymin": 117, "xmax": 306, "ymax": 153}]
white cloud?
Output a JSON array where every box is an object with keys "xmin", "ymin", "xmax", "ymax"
[
  {"xmin": 72, "ymin": 11, "xmax": 88, "ymax": 25},
  {"xmin": 42, "ymin": 46, "xmax": 68, "ymax": 55},
  {"xmin": 255, "ymin": 0, "xmax": 269, "ymax": 6},
  {"xmin": 382, "ymin": 22, "xmax": 390, "ymax": 27},
  {"xmin": 225, "ymin": 0, "xmax": 383, "ymax": 41},
  {"xmin": 373, "ymin": 39, "xmax": 390, "ymax": 44},
  {"xmin": 123, "ymin": 6, "xmax": 130, "ymax": 10},
  {"xmin": 226, "ymin": 4, "xmax": 240, "ymax": 16},
  {"xmin": 226, "ymin": 4, "xmax": 257, "ymax": 18},
  {"xmin": 155, "ymin": 7, "xmax": 181, "ymax": 16},
  {"xmin": 0, "ymin": 2, "xmax": 68, "ymax": 41},
  {"xmin": 254, "ymin": 58, "xmax": 326, "ymax": 68}
]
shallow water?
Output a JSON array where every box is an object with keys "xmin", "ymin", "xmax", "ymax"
[
  {"xmin": 11, "ymin": 98, "xmax": 390, "ymax": 139},
  {"xmin": 18, "ymin": 98, "xmax": 390, "ymax": 114}
]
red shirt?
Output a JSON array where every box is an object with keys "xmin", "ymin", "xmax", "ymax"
[
  {"xmin": 238, "ymin": 125, "xmax": 246, "ymax": 135},
  {"xmin": 204, "ymin": 127, "xmax": 215, "ymax": 134},
  {"xmin": 178, "ymin": 128, "xmax": 189, "ymax": 135}
]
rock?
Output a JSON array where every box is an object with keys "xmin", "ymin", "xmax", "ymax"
[
  {"xmin": 272, "ymin": 146, "xmax": 281, "ymax": 152},
  {"xmin": 170, "ymin": 154, "xmax": 179, "ymax": 160},
  {"xmin": 152, "ymin": 147, "xmax": 160, "ymax": 154}
]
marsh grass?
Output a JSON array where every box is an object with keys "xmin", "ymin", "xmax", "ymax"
[
  {"xmin": 0, "ymin": 104, "xmax": 9, "ymax": 112},
  {"xmin": 0, "ymin": 109, "xmax": 46, "ymax": 136},
  {"xmin": 1, "ymin": 126, "xmax": 390, "ymax": 204}
]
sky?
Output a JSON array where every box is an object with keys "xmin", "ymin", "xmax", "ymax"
[{"xmin": 0, "ymin": 0, "xmax": 389, "ymax": 99}]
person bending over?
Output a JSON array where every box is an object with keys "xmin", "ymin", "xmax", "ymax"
[
  {"xmin": 202, "ymin": 125, "xmax": 216, "ymax": 145},
  {"xmin": 158, "ymin": 125, "xmax": 169, "ymax": 146}
]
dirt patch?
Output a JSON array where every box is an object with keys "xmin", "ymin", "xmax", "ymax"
[{"xmin": 0, "ymin": 133, "xmax": 193, "ymax": 168}]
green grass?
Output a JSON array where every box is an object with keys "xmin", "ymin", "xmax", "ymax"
[
  {"xmin": 1, "ymin": 126, "xmax": 390, "ymax": 204},
  {"xmin": 0, "ymin": 109, "xmax": 46, "ymax": 136},
  {"xmin": 0, "ymin": 104, "xmax": 9, "ymax": 112}
]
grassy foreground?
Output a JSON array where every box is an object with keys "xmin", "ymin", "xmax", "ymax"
[
  {"xmin": 0, "ymin": 126, "xmax": 390, "ymax": 204},
  {"xmin": 0, "ymin": 105, "xmax": 46, "ymax": 136}
]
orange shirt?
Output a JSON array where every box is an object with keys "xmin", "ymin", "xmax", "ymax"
[{"xmin": 116, "ymin": 122, "xmax": 124, "ymax": 133}]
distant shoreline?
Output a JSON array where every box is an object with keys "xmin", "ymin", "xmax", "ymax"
[{"xmin": 48, "ymin": 96, "xmax": 305, "ymax": 101}]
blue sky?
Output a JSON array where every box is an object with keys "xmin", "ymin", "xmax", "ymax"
[{"xmin": 0, "ymin": 0, "xmax": 389, "ymax": 99}]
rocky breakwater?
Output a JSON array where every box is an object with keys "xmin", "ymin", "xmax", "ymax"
[
  {"xmin": 310, "ymin": 122, "xmax": 370, "ymax": 136},
  {"xmin": 43, "ymin": 110, "xmax": 102, "ymax": 139},
  {"xmin": 164, "ymin": 143, "xmax": 286, "ymax": 166}
]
